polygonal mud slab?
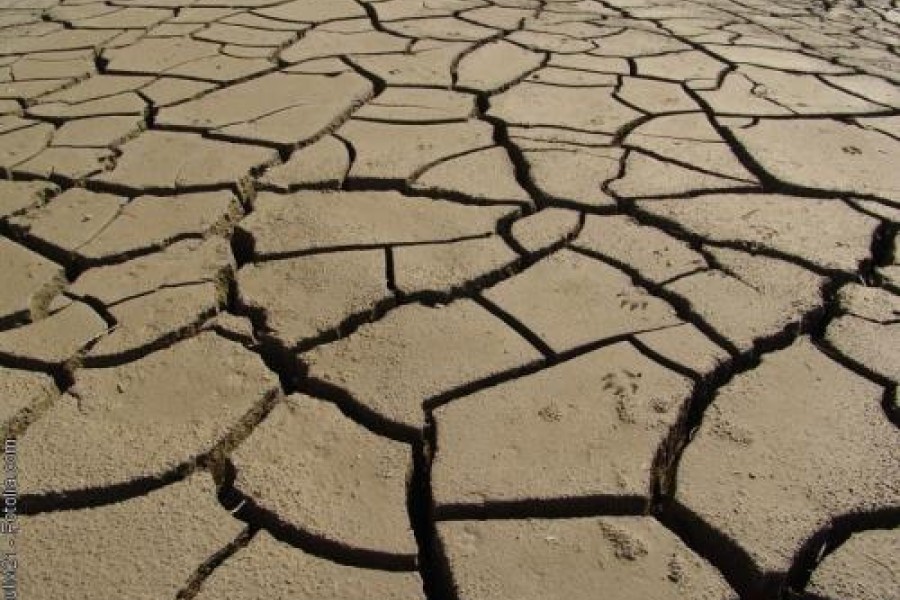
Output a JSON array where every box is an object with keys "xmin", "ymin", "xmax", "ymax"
[
  {"xmin": 665, "ymin": 247, "xmax": 825, "ymax": 353},
  {"xmin": 8, "ymin": 187, "xmax": 238, "ymax": 263},
  {"xmin": 482, "ymin": 249, "xmax": 682, "ymax": 354},
  {"xmin": 232, "ymin": 395, "xmax": 416, "ymax": 562},
  {"xmin": 157, "ymin": 72, "xmax": 372, "ymax": 146},
  {"xmin": 103, "ymin": 36, "xmax": 271, "ymax": 81},
  {"xmin": 637, "ymin": 194, "xmax": 880, "ymax": 273},
  {"xmin": 527, "ymin": 67, "xmax": 618, "ymax": 87},
  {"xmin": 455, "ymin": 40, "xmax": 544, "ymax": 92},
  {"xmin": 236, "ymin": 251, "xmax": 391, "ymax": 349},
  {"xmin": 411, "ymin": 146, "xmax": 532, "ymax": 205},
  {"xmin": 635, "ymin": 50, "xmax": 727, "ymax": 83},
  {"xmin": 256, "ymin": 0, "xmax": 365, "ymax": 23},
  {"xmin": 353, "ymin": 87, "xmax": 474, "ymax": 123},
  {"xmin": 835, "ymin": 283, "xmax": 900, "ymax": 323},
  {"xmin": 236, "ymin": 190, "xmax": 516, "ymax": 258},
  {"xmin": 634, "ymin": 324, "xmax": 731, "ymax": 379},
  {"xmin": 675, "ymin": 338, "xmax": 899, "ymax": 597},
  {"xmin": 506, "ymin": 29, "xmax": 593, "ymax": 54},
  {"xmin": 703, "ymin": 45, "xmax": 851, "ymax": 74},
  {"xmin": 622, "ymin": 113, "xmax": 758, "ymax": 183},
  {"xmin": 825, "ymin": 74, "xmax": 900, "ymax": 108},
  {"xmin": 278, "ymin": 21, "xmax": 407, "ymax": 64},
  {"xmin": 825, "ymin": 284, "xmax": 899, "ymax": 383},
  {"xmin": 12, "ymin": 145, "xmax": 115, "ymax": 180},
  {"xmin": 0, "ymin": 120, "xmax": 54, "ymax": 169},
  {"xmin": 19, "ymin": 473, "xmax": 243, "ymax": 600},
  {"xmin": 195, "ymin": 531, "xmax": 424, "ymax": 600},
  {"xmin": 805, "ymin": 528, "xmax": 899, "ymax": 600},
  {"xmin": 0, "ymin": 179, "xmax": 57, "ymax": 219},
  {"xmin": 50, "ymin": 115, "xmax": 144, "ymax": 147},
  {"xmin": 382, "ymin": 16, "xmax": 498, "ymax": 42},
  {"xmin": 85, "ymin": 281, "xmax": 223, "ymax": 365},
  {"xmin": 0, "ymin": 29, "xmax": 119, "ymax": 57},
  {"xmin": 0, "ymin": 236, "xmax": 64, "ymax": 324},
  {"xmin": 609, "ymin": 149, "xmax": 756, "ymax": 199},
  {"xmin": 258, "ymin": 135, "xmax": 349, "ymax": 191},
  {"xmin": 725, "ymin": 119, "xmax": 900, "ymax": 200},
  {"xmin": 590, "ymin": 28, "xmax": 692, "ymax": 57},
  {"xmin": 574, "ymin": 215, "xmax": 706, "ymax": 284},
  {"xmin": 618, "ymin": 77, "xmax": 700, "ymax": 113},
  {"xmin": 512, "ymin": 127, "xmax": 614, "ymax": 149},
  {"xmin": 489, "ymin": 81, "xmax": 641, "ymax": 133},
  {"xmin": 432, "ymin": 341, "xmax": 692, "ymax": 515},
  {"xmin": 699, "ymin": 70, "xmax": 795, "ymax": 117},
  {"xmin": 0, "ymin": 301, "xmax": 106, "ymax": 367},
  {"xmin": 93, "ymin": 131, "xmax": 278, "ymax": 193},
  {"xmin": 349, "ymin": 40, "xmax": 469, "ymax": 87},
  {"xmin": 392, "ymin": 236, "xmax": 519, "ymax": 297},
  {"xmin": 73, "ymin": 191, "xmax": 240, "ymax": 264},
  {"xmin": 18, "ymin": 332, "xmax": 280, "ymax": 497},
  {"xmin": 436, "ymin": 517, "xmax": 738, "ymax": 600},
  {"xmin": 337, "ymin": 119, "xmax": 495, "ymax": 182},
  {"xmin": 521, "ymin": 147, "xmax": 622, "ymax": 209},
  {"xmin": 68, "ymin": 237, "xmax": 234, "ymax": 306},
  {"xmin": 303, "ymin": 299, "xmax": 543, "ymax": 438},
  {"xmin": 26, "ymin": 75, "xmax": 150, "ymax": 119},
  {"xmin": 713, "ymin": 66, "xmax": 885, "ymax": 116},
  {"xmin": 509, "ymin": 208, "xmax": 580, "ymax": 255},
  {"xmin": 0, "ymin": 366, "xmax": 56, "ymax": 429}
]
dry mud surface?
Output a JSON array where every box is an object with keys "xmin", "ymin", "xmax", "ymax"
[{"xmin": 0, "ymin": 0, "xmax": 899, "ymax": 598}]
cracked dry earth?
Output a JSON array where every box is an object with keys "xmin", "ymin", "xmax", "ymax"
[{"xmin": 1, "ymin": 0, "xmax": 900, "ymax": 598}]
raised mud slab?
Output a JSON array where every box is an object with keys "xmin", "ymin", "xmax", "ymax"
[{"xmin": 1, "ymin": 1, "xmax": 898, "ymax": 599}]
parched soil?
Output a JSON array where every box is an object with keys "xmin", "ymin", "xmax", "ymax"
[{"xmin": 0, "ymin": 0, "xmax": 898, "ymax": 599}]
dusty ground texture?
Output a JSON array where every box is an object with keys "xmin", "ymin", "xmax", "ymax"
[{"xmin": 0, "ymin": 0, "xmax": 898, "ymax": 598}]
